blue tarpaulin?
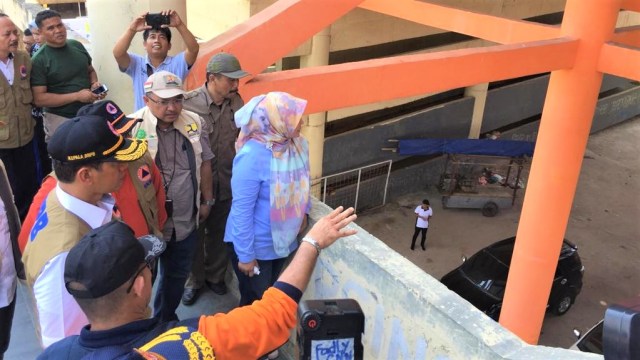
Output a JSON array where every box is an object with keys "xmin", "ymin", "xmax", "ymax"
[{"xmin": 397, "ymin": 138, "xmax": 535, "ymax": 157}]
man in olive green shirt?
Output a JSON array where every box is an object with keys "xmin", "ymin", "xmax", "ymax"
[{"xmin": 30, "ymin": 9, "xmax": 105, "ymax": 141}]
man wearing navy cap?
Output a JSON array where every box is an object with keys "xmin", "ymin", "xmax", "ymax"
[
  {"xmin": 40, "ymin": 207, "xmax": 357, "ymax": 360},
  {"xmin": 22, "ymin": 115, "xmax": 147, "ymax": 347}
]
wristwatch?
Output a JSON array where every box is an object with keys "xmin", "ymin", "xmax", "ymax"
[
  {"xmin": 202, "ymin": 199, "xmax": 216, "ymax": 206},
  {"xmin": 301, "ymin": 236, "xmax": 321, "ymax": 255}
]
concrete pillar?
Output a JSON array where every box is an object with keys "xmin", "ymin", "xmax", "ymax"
[
  {"xmin": 186, "ymin": 0, "xmax": 250, "ymax": 40},
  {"xmin": 499, "ymin": 0, "xmax": 621, "ymax": 344},
  {"xmin": 87, "ymin": 0, "xmax": 187, "ymax": 113},
  {"xmin": 299, "ymin": 27, "xmax": 331, "ymax": 185},
  {"xmin": 464, "ymin": 83, "xmax": 489, "ymax": 139}
]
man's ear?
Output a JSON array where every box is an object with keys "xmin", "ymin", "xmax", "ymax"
[
  {"xmin": 132, "ymin": 271, "xmax": 149, "ymax": 298},
  {"xmin": 76, "ymin": 166, "xmax": 94, "ymax": 184}
]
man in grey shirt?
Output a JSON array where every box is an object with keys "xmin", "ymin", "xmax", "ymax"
[{"xmin": 181, "ymin": 52, "xmax": 248, "ymax": 305}]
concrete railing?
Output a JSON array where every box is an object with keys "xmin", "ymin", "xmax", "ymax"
[{"xmin": 298, "ymin": 199, "xmax": 602, "ymax": 359}]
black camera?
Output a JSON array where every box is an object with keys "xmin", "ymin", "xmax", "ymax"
[
  {"xmin": 145, "ymin": 13, "xmax": 170, "ymax": 30},
  {"xmin": 297, "ymin": 299, "xmax": 364, "ymax": 360}
]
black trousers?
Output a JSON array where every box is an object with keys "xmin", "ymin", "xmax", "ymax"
[
  {"xmin": 32, "ymin": 114, "xmax": 52, "ymax": 183},
  {"xmin": 411, "ymin": 227, "xmax": 429, "ymax": 249},
  {"xmin": 0, "ymin": 141, "xmax": 38, "ymax": 220},
  {"xmin": 0, "ymin": 293, "xmax": 16, "ymax": 359}
]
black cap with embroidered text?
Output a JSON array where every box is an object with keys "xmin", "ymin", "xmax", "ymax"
[
  {"xmin": 77, "ymin": 100, "xmax": 142, "ymax": 135},
  {"xmin": 47, "ymin": 115, "xmax": 147, "ymax": 164},
  {"xmin": 64, "ymin": 221, "xmax": 166, "ymax": 299}
]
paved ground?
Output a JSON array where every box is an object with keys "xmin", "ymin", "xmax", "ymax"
[{"xmin": 355, "ymin": 117, "xmax": 640, "ymax": 348}]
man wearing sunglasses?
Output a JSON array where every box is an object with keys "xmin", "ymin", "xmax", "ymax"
[
  {"xmin": 130, "ymin": 70, "xmax": 214, "ymax": 322},
  {"xmin": 40, "ymin": 206, "xmax": 357, "ymax": 359}
]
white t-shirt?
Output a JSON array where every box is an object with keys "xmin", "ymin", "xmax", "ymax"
[{"xmin": 414, "ymin": 205, "xmax": 433, "ymax": 228}]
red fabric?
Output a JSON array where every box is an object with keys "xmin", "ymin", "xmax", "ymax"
[
  {"xmin": 198, "ymin": 287, "xmax": 297, "ymax": 359},
  {"xmin": 112, "ymin": 161, "xmax": 167, "ymax": 237}
]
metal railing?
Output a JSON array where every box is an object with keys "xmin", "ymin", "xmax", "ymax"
[{"xmin": 311, "ymin": 160, "xmax": 392, "ymax": 213}]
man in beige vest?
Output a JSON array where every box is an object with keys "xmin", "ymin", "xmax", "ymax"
[
  {"xmin": 130, "ymin": 70, "xmax": 213, "ymax": 322},
  {"xmin": 0, "ymin": 14, "xmax": 38, "ymax": 220},
  {"xmin": 22, "ymin": 115, "xmax": 147, "ymax": 347}
]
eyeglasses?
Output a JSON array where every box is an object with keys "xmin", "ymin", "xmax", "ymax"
[
  {"xmin": 125, "ymin": 261, "xmax": 154, "ymax": 294},
  {"xmin": 147, "ymin": 96, "xmax": 184, "ymax": 107}
]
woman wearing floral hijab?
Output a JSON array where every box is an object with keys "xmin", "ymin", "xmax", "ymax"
[{"xmin": 225, "ymin": 92, "xmax": 310, "ymax": 308}]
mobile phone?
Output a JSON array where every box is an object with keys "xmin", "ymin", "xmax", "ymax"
[
  {"xmin": 92, "ymin": 84, "xmax": 108, "ymax": 95},
  {"xmin": 145, "ymin": 13, "xmax": 170, "ymax": 29}
]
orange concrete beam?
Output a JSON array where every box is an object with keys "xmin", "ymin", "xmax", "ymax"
[
  {"xmin": 184, "ymin": 0, "xmax": 365, "ymax": 90},
  {"xmin": 621, "ymin": 0, "xmax": 640, "ymax": 12},
  {"xmin": 499, "ymin": 0, "xmax": 621, "ymax": 344},
  {"xmin": 359, "ymin": 0, "xmax": 560, "ymax": 44},
  {"xmin": 612, "ymin": 25, "xmax": 640, "ymax": 48},
  {"xmin": 241, "ymin": 38, "xmax": 578, "ymax": 114},
  {"xmin": 599, "ymin": 42, "xmax": 640, "ymax": 81}
]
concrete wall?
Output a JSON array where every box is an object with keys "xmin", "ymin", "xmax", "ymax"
[
  {"xmin": 382, "ymin": 85, "xmax": 640, "ymax": 198},
  {"xmin": 302, "ymin": 200, "xmax": 601, "ymax": 359},
  {"xmin": 322, "ymin": 74, "xmax": 638, "ymax": 176}
]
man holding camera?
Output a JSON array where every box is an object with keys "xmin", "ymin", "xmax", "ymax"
[
  {"xmin": 130, "ymin": 70, "xmax": 213, "ymax": 322},
  {"xmin": 31, "ymin": 10, "xmax": 106, "ymax": 141},
  {"xmin": 113, "ymin": 9, "xmax": 199, "ymax": 111}
]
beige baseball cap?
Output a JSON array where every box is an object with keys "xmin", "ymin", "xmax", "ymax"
[{"xmin": 143, "ymin": 70, "xmax": 186, "ymax": 99}]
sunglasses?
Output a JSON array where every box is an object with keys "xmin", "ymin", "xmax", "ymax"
[{"xmin": 126, "ymin": 260, "xmax": 154, "ymax": 294}]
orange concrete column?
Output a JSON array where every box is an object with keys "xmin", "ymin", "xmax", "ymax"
[{"xmin": 499, "ymin": 0, "xmax": 621, "ymax": 344}]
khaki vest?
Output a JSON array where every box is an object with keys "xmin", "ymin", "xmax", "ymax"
[
  {"xmin": 22, "ymin": 190, "xmax": 91, "ymax": 286},
  {"xmin": 130, "ymin": 107, "xmax": 204, "ymax": 223},
  {"xmin": 0, "ymin": 51, "xmax": 35, "ymax": 148},
  {"xmin": 127, "ymin": 153, "xmax": 163, "ymax": 237}
]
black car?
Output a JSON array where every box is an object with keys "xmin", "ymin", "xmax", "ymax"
[{"xmin": 440, "ymin": 237, "xmax": 584, "ymax": 320}]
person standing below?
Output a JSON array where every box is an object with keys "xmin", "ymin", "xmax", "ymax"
[
  {"xmin": 21, "ymin": 115, "xmax": 147, "ymax": 347},
  {"xmin": 411, "ymin": 199, "xmax": 433, "ymax": 251},
  {"xmin": 0, "ymin": 160, "xmax": 23, "ymax": 360},
  {"xmin": 31, "ymin": 9, "xmax": 105, "ymax": 141},
  {"xmin": 113, "ymin": 10, "xmax": 199, "ymax": 111},
  {"xmin": 225, "ymin": 92, "xmax": 311, "ymax": 312},
  {"xmin": 180, "ymin": 52, "xmax": 249, "ymax": 305},
  {"xmin": 130, "ymin": 70, "xmax": 214, "ymax": 321},
  {"xmin": 0, "ymin": 14, "xmax": 38, "ymax": 220}
]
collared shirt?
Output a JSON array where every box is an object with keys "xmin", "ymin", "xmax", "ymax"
[
  {"xmin": 0, "ymin": 196, "xmax": 16, "ymax": 308},
  {"xmin": 183, "ymin": 85, "xmax": 243, "ymax": 201},
  {"xmin": 224, "ymin": 140, "xmax": 304, "ymax": 262},
  {"xmin": 34, "ymin": 185, "xmax": 115, "ymax": 347},
  {"xmin": 156, "ymin": 124, "xmax": 214, "ymax": 241},
  {"xmin": 123, "ymin": 52, "xmax": 189, "ymax": 111},
  {"xmin": 0, "ymin": 53, "xmax": 15, "ymax": 85}
]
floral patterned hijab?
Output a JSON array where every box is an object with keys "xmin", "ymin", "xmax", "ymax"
[{"xmin": 234, "ymin": 92, "xmax": 310, "ymax": 257}]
